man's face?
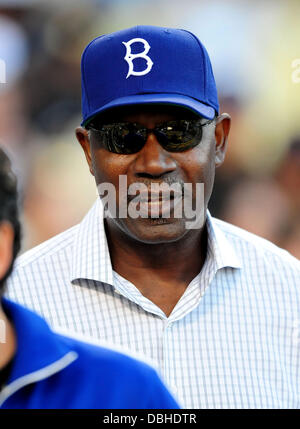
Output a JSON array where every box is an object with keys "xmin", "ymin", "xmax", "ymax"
[{"xmin": 76, "ymin": 105, "xmax": 230, "ymax": 244}]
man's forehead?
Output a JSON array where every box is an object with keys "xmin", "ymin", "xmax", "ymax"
[{"xmin": 91, "ymin": 104, "xmax": 200, "ymax": 125}]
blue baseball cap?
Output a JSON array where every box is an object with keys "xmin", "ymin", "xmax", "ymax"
[{"xmin": 81, "ymin": 25, "xmax": 219, "ymax": 127}]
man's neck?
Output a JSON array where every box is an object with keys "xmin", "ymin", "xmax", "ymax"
[
  {"xmin": 104, "ymin": 220, "xmax": 208, "ymax": 316},
  {"xmin": 0, "ymin": 305, "xmax": 16, "ymax": 369}
]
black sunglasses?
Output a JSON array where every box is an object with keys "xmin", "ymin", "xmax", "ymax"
[{"xmin": 86, "ymin": 118, "xmax": 215, "ymax": 154}]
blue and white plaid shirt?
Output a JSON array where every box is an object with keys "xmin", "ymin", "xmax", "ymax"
[{"xmin": 6, "ymin": 198, "xmax": 300, "ymax": 408}]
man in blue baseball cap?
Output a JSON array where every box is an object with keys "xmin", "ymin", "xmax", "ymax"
[
  {"xmin": 75, "ymin": 26, "xmax": 230, "ymax": 315},
  {"xmin": 7, "ymin": 26, "xmax": 300, "ymax": 409}
]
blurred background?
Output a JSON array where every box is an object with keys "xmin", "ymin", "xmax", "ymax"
[{"xmin": 0, "ymin": 0, "xmax": 299, "ymax": 257}]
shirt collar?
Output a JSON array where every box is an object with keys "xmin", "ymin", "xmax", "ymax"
[
  {"xmin": 206, "ymin": 210, "xmax": 242, "ymax": 271},
  {"xmin": 71, "ymin": 199, "xmax": 242, "ymax": 285},
  {"xmin": 71, "ymin": 198, "xmax": 114, "ymax": 285}
]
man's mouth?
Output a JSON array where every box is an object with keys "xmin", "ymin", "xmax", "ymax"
[
  {"xmin": 128, "ymin": 188, "xmax": 182, "ymax": 202},
  {"xmin": 128, "ymin": 191, "xmax": 182, "ymax": 218},
  {"xmin": 135, "ymin": 193, "xmax": 175, "ymax": 203}
]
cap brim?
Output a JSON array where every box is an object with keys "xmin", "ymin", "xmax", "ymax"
[{"xmin": 81, "ymin": 93, "xmax": 216, "ymax": 126}]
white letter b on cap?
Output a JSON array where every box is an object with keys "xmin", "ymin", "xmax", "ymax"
[{"xmin": 123, "ymin": 38, "xmax": 153, "ymax": 79}]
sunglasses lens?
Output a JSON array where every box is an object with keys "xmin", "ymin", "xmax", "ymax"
[
  {"xmin": 123, "ymin": 132, "xmax": 146, "ymax": 154},
  {"xmin": 103, "ymin": 124, "xmax": 146, "ymax": 154},
  {"xmin": 158, "ymin": 120, "xmax": 202, "ymax": 152}
]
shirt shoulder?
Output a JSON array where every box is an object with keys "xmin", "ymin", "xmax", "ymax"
[
  {"xmin": 14, "ymin": 224, "xmax": 79, "ymax": 269},
  {"xmin": 213, "ymin": 216, "xmax": 300, "ymax": 271}
]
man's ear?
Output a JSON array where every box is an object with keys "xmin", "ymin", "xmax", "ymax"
[
  {"xmin": 214, "ymin": 113, "xmax": 231, "ymax": 167},
  {"xmin": 0, "ymin": 222, "xmax": 14, "ymax": 282},
  {"xmin": 75, "ymin": 127, "xmax": 94, "ymax": 176}
]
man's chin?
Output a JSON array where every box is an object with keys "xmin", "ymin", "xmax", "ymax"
[{"xmin": 118, "ymin": 216, "xmax": 192, "ymax": 244}]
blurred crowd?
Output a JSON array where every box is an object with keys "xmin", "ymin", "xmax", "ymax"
[{"xmin": 0, "ymin": 0, "xmax": 299, "ymax": 258}]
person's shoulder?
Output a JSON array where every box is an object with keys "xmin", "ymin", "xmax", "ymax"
[
  {"xmin": 213, "ymin": 216, "xmax": 300, "ymax": 270},
  {"xmin": 58, "ymin": 330, "xmax": 159, "ymax": 378},
  {"xmin": 55, "ymin": 331, "xmax": 179, "ymax": 408},
  {"xmin": 14, "ymin": 224, "xmax": 79, "ymax": 270}
]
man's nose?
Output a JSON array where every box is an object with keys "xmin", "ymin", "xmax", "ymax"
[{"xmin": 132, "ymin": 132, "xmax": 177, "ymax": 178}]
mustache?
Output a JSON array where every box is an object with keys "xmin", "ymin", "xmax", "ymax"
[{"xmin": 126, "ymin": 177, "xmax": 185, "ymax": 203}]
